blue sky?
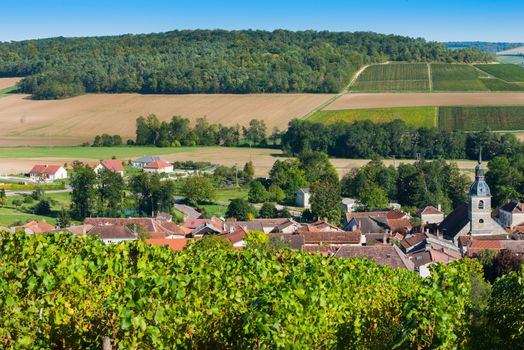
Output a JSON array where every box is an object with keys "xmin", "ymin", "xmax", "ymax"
[{"xmin": 1, "ymin": 0, "xmax": 523, "ymax": 42}]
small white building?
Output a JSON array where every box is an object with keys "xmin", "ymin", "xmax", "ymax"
[
  {"xmin": 295, "ymin": 188, "xmax": 311, "ymax": 209},
  {"xmin": 94, "ymin": 159, "xmax": 125, "ymax": 177},
  {"xmin": 342, "ymin": 198, "xmax": 357, "ymax": 213},
  {"xmin": 29, "ymin": 165, "xmax": 67, "ymax": 182},
  {"xmin": 144, "ymin": 160, "xmax": 174, "ymax": 174}
]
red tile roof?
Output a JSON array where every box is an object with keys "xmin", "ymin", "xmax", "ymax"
[
  {"xmin": 84, "ymin": 218, "xmax": 186, "ymax": 237},
  {"xmin": 101, "ymin": 159, "xmax": 125, "ymax": 173},
  {"xmin": 417, "ymin": 206, "xmax": 443, "ymax": 216},
  {"xmin": 400, "ymin": 233, "xmax": 426, "ymax": 249},
  {"xmin": 148, "ymin": 238, "xmax": 188, "ymax": 251},
  {"xmin": 220, "ymin": 226, "xmax": 248, "ymax": 244},
  {"xmin": 144, "ymin": 160, "xmax": 172, "ymax": 169},
  {"xmin": 334, "ymin": 245, "xmax": 414, "ymax": 270},
  {"xmin": 29, "ymin": 164, "xmax": 62, "ymax": 175},
  {"xmin": 15, "ymin": 220, "xmax": 55, "ymax": 234},
  {"xmin": 301, "ymin": 231, "xmax": 361, "ymax": 244},
  {"xmin": 468, "ymin": 240, "xmax": 502, "ymax": 257}
]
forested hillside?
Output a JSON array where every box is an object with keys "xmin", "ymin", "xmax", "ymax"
[
  {"xmin": 444, "ymin": 41, "xmax": 524, "ymax": 54},
  {"xmin": 0, "ymin": 30, "xmax": 490, "ymax": 99}
]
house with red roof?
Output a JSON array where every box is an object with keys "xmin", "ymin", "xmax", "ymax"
[
  {"xmin": 144, "ymin": 160, "xmax": 173, "ymax": 174},
  {"xmin": 95, "ymin": 159, "xmax": 125, "ymax": 176},
  {"xmin": 29, "ymin": 164, "xmax": 67, "ymax": 182}
]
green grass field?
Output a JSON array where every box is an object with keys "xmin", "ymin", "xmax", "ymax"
[
  {"xmin": 0, "ymin": 146, "xmax": 199, "ymax": 159},
  {"xmin": 431, "ymin": 64, "xmax": 488, "ymax": 91},
  {"xmin": 497, "ymin": 56, "xmax": 524, "ymax": 66},
  {"xmin": 479, "ymin": 78, "xmax": 524, "ymax": 91},
  {"xmin": 0, "ymin": 191, "xmax": 73, "ymax": 227},
  {"xmin": 350, "ymin": 63, "xmax": 430, "ymax": 92},
  {"xmin": 439, "ymin": 106, "xmax": 524, "ymax": 131},
  {"xmin": 309, "ymin": 107, "xmax": 437, "ymax": 128},
  {"xmin": 475, "ymin": 64, "xmax": 524, "ymax": 82}
]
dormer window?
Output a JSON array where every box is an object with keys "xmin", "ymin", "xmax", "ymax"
[{"xmin": 479, "ymin": 200, "xmax": 484, "ymax": 209}]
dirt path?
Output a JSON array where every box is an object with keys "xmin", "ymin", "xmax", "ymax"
[
  {"xmin": 427, "ymin": 63, "xmax": 433, "ymax": 92},
  {"xmin": 302, "ymin": 64, "xmax": 370, "ymax": 119},
  {"xmin": 325, "ymin": 92, "xmax": 524, "ymax": 110}
]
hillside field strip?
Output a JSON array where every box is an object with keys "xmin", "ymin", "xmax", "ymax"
[
  {"xmin": 308, "ymin": 107, "xmax": 437, "ymax": 128},
  {"xmin": 497, "ymin": 55, "xmax": 524, "ymax": 66},
  {"xmin": 349, "ymin": 63, "xmax": 430, "ymax": 92},
  {"xmin": 438, "ymin": 106, "xmax": 524, "ymax": 131},
  {"xmin": 0, "ymin": 93, "xmax": 335, "ymax": 146},
  {"xmin": 0, "ymin": 77, "xmax": 21, "ymax": 90},
  {"xmin": 350, "ymin": 63, "xmax": 524, "ymax": 92}
]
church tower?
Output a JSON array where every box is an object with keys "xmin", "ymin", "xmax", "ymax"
[{"xmin": 468, "ymin": 151, "xmax": 494, "ymax": 234}]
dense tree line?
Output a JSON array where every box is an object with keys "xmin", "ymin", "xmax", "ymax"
[
  {"xmin": 282, "ymin": 119, "xmax": 524, "ymax": 161},
  {"xmin": 133, "ymin": 114, "xmax": 267, "ymax": 147},
  {"xmin": 341, "ymin": 159, "xmax": 470, "ymax": 212},
  {"xmin": 0, "ymin": 30, "xmax": 491, "ymax": 99}
]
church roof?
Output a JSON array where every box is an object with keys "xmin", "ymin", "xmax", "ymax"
[{"xmin": 469, "ymin": 152, "xmax": 491, "ymax": 197}]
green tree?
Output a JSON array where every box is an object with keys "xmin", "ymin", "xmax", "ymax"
[
  {"xmin": 181, "ymin": 176, "xmax": 217, "ymax": 203},
  {"xmin": 358, "ymin": 184, "xmax": 389, "ymax": 211},
  {"xmin": 70, "ymin": 161, "xmax": 97, "ymax": 219},
  {"xmin": 188, "ymin": 235, "xmax": 233, "ymax": 251},
  {"xmin": 258, "ymin": 202, "xmax": 278, "ymax": 218},
  {"xmin": 0, "ymin": 188, "xmax": 6, "ymax": 207},
  {"xmin": 57, "ymin": 207, "xmax": 71, "ymax": 229},
  {"xmin": 269, "ymin": 159, "xmax": 308, "ymax": 202},
  {"xmin": 310, "ymin": 178, "xmax": 342, "ymax": 225},
  {"xmin": 298, "ymin": 151, "xmax": 338, "ymax": 184},
  {"xmin": 243, "ymin": 161, "xmax": 255, "ymax": 180},
  {"xmin": 226, "ymin": 199, "xmax": 257, "ymax": 221},
  {"xmin": 33, "ymin": 199, "xmax": 51, "ymax": 215},
  {"xmin": 97, "ymin": 169, "xmax": 125, "ymax": 214},
  {"xmin": 130, "ymin": 173, "xmax": 177, "ymax": 215},
  {"xmin": 248, "ymin": 181, "xmax": 268, "ymax": 203},
  {"xmin": 244, "ymin": 230, "xmax": 269, "ymax": 250},
  {"xmin": 244, "ymin": 119, "xmax": 267, "ymax": 145},
  {"xmin": 268, "ymin": 184, "xmax": 286, "ymax": 203}
]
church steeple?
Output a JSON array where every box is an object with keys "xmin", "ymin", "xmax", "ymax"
[{"xmin": 470, "ymin": 148, "xmax": 490, "ymax": 196}]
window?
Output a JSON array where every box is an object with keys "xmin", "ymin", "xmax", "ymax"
[
  {"xmin": 479, "ymin": 219, "xmax": 484, "ymax": 224},
  {"xmin": 479, "ymin": 200, "xmax": 484, "ymax": 209}
]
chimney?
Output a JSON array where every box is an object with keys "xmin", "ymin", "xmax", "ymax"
[
  {"xmin": 437, "ymin": 204, "xmax": 441, "ymax": 212},
  {"xmin": 382, "ymin": 234, "xmax": 388, "ymax": 244}
]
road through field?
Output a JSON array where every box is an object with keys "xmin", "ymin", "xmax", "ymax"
[{"xmin": 325, "ymin": 92, "xmax": 524, "ymax": 110}]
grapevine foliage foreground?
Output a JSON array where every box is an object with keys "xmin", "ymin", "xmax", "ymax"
[{"xmin": 0, "ymin": 232, "xmax": 520, "ymax": 349}]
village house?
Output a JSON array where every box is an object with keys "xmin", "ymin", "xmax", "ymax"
[
  {"xmin": 417, "ymin": 205, "xmax": 444, "ymax": 225},
  {"xmin": 344, "ymin": 209, "xmax": 412, "ymax": 237},
  {"xmin": 143, "ymin": 160, "xmax": 174, "ymax": 174},
  {"xmin": 495, "ymin": 200, "xmax": 524, "ymax": 230},
  {"xmin": 334, "ymin": 245, "xmax": 415, "ymax": 270},
  {"xmin": 295, "ymin": 188, "xmax": 311, "ymax": 208},
  {"xmin": 220, "ymin": 226, "xmax": 249, "ymax": 248},
  {"xmin": 29, "ymin": 164, "xmax": 67, "ymax": 182},
  {"xmin": 10, "ymin": 220, "xmax": 55, "ymax": 234},
  {"xmin": 131, "ymin": 156, "xmax": 169, "ymax": 168},
  {"xmin": 94, "ymin": 159, "xmax": 125, "ymax": 176}
]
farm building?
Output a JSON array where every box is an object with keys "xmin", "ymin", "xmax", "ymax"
[
  {"xmin": 29, "ymin": 164, "xmax": 67, "ymax": 182},
  {"xmin": 94, "ymin": 159, "xmax": 125, "ymax": 176},
  {"xmin": 132, "ymin": 156, "xmax": 169, "ymax": 168},
  {"xmin": 143, "ymin": 160, "xmax": 174, "ymax": 174}
]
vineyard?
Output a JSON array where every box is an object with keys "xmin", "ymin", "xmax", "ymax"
[
  {"xmin": 475, "ymin": 64, "xmax": 524, "ymax": 82},
  {"xmin": 351, "ymin": 63, "xmax": 524, "ymax": 92},
  {"xmin": 0, "ymin": 232, "xmax": 521, "ymax": 349},
  {"xmin": 308, "ymin": 107, "xmax": 437, "ymax": 128},
  {"xmin": 431, "ymin": 64, "xmax": 488, "ymax": 91},
  {"xmin": 350, "ymin": 63, "xmax": 430, "ymax": 92},
  {"xmin": 439, "ymin": 106, "xmax": 524, "ymax": 131}
]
